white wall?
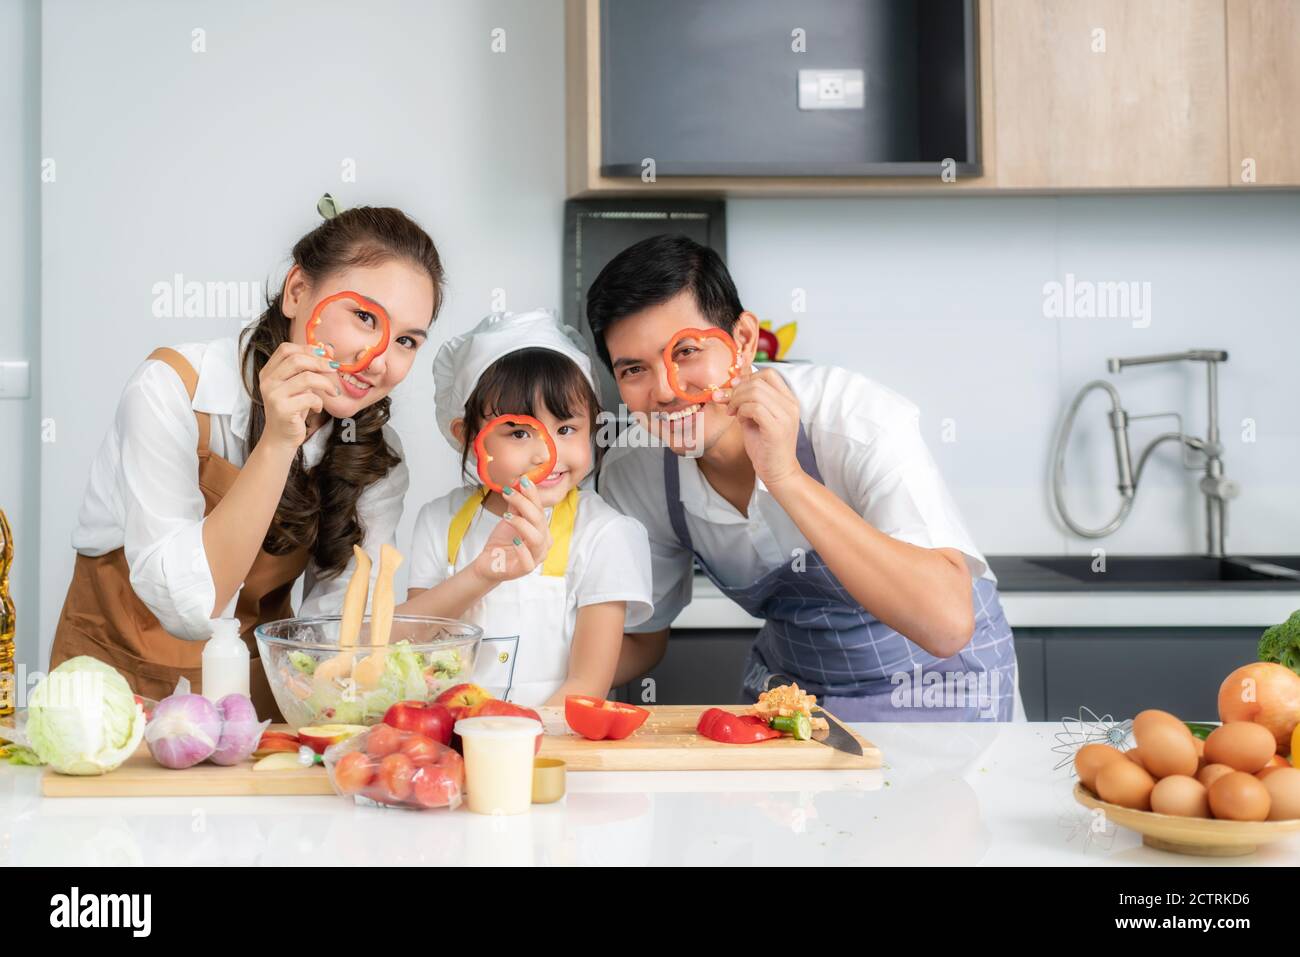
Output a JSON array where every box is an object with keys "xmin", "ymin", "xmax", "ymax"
[
  {"xmin": 0, "ymin": 0, "xmax": 39, "ymax": 684},
  {"xmin": 23, "ymin": 0, "xmax": 1300, "ymax": 676},
  {"xmin": 727, "ymin": 194, "xmax": 1300, "ymax": 557},
  {"xmin": 37, "ymin": 0, "xmax": 565, "ymax": 665}
]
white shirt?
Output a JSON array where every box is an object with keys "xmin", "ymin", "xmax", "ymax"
[
  {"xmin": 71, "ymin": 337, "xmax": 410, "ymax": 641},
  {"xmin": 598, "ymin": 363, "xmax": 992, "ymax": 633},
  {"xmin": 406, "ymin": 486, "xmax": 655, "ymax": 634}
]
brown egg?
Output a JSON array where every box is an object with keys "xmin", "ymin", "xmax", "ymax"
[
  {"xmin": 1192, "ymin": 736, "xmax": 1206, "ymax": 771},
  {"xmin": 1074, "ymin": 743, "xmax": 1125, "ymax": 791},
  {"xmin": 1126, "ymin": 747, "xmax": 1146, "ymax": 771},
  {"xmin": 1256, "ymin": 765, "xmax": 1284, "ymax": 780},
  {"xmin": 1198, "ymin": 763, "xmax": 1235, "ymax": 788},
  {"xmin": 1207, "ymin": 771, "xmax": 1272, "ymax": 821},
  {"xmin": 1204, "ymin": 722, "xmax": 1276, "ymax": 773},
  {"xmin": 1261, "ymin": 767, "xmax": 1300, "ymax": 820},
  {"xmin": 1133, "ymin": 709, "xmax": 1183, "ymax": 734},
  {"xmin": 1134, "ymin": 716, "xmax": 1199, "ymax": 779},
  {"xmin": 1096, "ymin": 759, "xmax": 1156, "ymax": 811},
  {"xmin": 1150, "ymin": 775, "xmax": 1210, "ymax": 818}
]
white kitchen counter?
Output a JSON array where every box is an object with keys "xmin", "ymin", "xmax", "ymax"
[
  {"xmin": 4, "ymin": 723, "xmax": 1296, "ymax": 866},
  {"xmin": 674, "ymin": 575, "xmax": 1300, "ymax": 630}
]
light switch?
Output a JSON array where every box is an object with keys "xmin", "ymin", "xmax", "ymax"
[
  {"xmin": 798, "ymin": 69, "xmax": 866, "ymax": 110},
  {"xmin": 0, "ymin": 360, "xmax": 31, "ymax": 399}
]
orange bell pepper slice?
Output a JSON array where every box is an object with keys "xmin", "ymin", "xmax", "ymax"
[
  {"xmin": 473, "ymin": 414, "xmax": 557, "ymax": 493},
  {"xmin": 663, "ymin": 327, "xmax": 741, "ymax": 404},
  {"xmin": 305, "ymin": 290, "xmax": 391, "ymax": 375}
]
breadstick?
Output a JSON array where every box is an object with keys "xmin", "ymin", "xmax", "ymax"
[
  {"xmin": 354, "ymin": 544, "xmax": 403, "ymax": 689},
  {"xmin": 314, "ymin": 545, "xmax": 371, "ymax": 684}
]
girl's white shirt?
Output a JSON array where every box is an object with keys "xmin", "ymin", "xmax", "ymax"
[{"xmin": 408, "ymin": 486, "xmax": 655, "ymax": 642}]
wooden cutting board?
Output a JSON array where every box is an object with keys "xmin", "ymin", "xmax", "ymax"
[
  {"xmin": 41, "ymin": 705, "xmax": 880, "ymax": 797},
  {"xmin": 534, "ymin": 705, "xmax": 880, "ymax": 771}
]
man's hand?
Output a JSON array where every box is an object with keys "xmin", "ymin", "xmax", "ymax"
[{"xmin": 720, "ymin": 369, "xmax": 803, "ymax": 487}]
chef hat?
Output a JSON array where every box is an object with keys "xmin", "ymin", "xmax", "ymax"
[{"xmin": 433, "ymin": 309, "xmax": 596, "ymax": 450}]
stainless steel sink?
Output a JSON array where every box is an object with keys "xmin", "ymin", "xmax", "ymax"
[{"xmin": 1022, "ymin": 555, "xmax": 1300, "ymax": 585}]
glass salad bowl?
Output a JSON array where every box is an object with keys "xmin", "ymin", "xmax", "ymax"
[{"xmin": 255, "ymin": 616, "xmax": 482, "ymax": 730}]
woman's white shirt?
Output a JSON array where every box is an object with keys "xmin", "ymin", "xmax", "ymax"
[{"xmin": 70, "ymin": 337, "xmax": 409, "ymax": 641}]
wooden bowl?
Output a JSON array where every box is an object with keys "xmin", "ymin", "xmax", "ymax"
[{"xmin": 1074, "ymin": 783, "xmax": 1300, "ymax": 857}]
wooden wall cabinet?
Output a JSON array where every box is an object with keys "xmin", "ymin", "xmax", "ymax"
[
  {"xmin": 1226, "ymin": 0, "xmax": 1300, "ymax": 186},
  {"xmin": 566, "ymin": 0, "xmax": 1300, "ymax": 195},
  {"xmin": 991, "ymin": 0, "xmax": 1228, "ymax": 189}
]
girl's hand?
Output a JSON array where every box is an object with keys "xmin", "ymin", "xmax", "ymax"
[
  {"xmin": 470, "ymin": 477, "xmax": 554, "ymax": 584},
  {"xmin": 257, "ymin": 342, "xmax": 340, "ymax": 451}
]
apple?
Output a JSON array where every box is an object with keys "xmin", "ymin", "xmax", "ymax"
[
  {"xmin": 467, "ymin": 699, "xmax": 544, "ymax": 754},
  {"xmin": 297, "ymin": 724, "xmax": 368, "ymax": 755},
  {"xmin": 253, "ymin": 730, "xmax": 301, "ymax": 759},
  {"xmin": 434, "ymin": 683, "xmax": 492, "ymax": 721},
  {"xmin": 382, "ymin": 700, "xmax": 454, "ymax": 746}
]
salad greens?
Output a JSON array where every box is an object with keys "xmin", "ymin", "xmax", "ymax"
[{"xmin": 290, "ymin": 641, "xmax": 465, "ymax": 725}]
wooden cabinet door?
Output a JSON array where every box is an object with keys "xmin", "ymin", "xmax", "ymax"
[
  {"xmin": 1227, "ymin": 0, "xmax": 1300, "ymax": 186},
  {"xmin": 992, "ymin": 0, "xmax": 1228, "ymax": 188}
]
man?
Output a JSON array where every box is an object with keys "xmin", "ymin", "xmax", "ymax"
[{"xmin": 590, "ymin": 234, "xmax": 1017, "ymax": 721}]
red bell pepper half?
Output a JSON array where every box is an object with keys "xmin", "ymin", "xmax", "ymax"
[
  {"xmin": 565, "ymin": 695, "xmax": 650, "ymax": 741},
  {"xmin": 696, "ymin": 707, "xmax": 782, "ymax": 744}
]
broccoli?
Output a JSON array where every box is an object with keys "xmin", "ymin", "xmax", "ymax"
[{"xmin": 1258, "ymin": 609, "xmax": 1300, "ymax": 676}]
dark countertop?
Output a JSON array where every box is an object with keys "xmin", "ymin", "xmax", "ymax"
[{"xmin": 988, "ymin": 555, "xmax": 1300, "ymax": 593}]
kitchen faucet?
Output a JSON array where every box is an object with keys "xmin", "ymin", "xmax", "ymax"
[{"xmin": 1051, "ymin": 349, "xmax": 1239, "ymax": 557}]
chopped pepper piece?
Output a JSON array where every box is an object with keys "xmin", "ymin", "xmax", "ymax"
[
  {"xmin": 565, "ymin": 695, "xmax": 650, "ymax": 740},
  {"xmin": 696, "ymin": 707, "xmax": 782, "ymax": 744}
]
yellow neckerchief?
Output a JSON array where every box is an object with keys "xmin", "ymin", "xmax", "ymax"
[{"xmin": 446, "ymin": 486, "xmax": 579, "ymax": 577}]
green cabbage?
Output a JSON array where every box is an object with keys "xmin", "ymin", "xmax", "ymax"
[{"xmin": 26, "ymin": 656, "xmax": 146, "ymax": 775}]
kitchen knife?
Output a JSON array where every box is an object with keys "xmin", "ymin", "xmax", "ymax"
[{"xmin": 811, "ymin": 708, "xmax": 862, "ymax": 756}]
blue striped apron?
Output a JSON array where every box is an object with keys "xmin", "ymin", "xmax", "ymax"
[{"xmin": 663, "ymin": 425, "xmax": 1017, "ymax": 721}]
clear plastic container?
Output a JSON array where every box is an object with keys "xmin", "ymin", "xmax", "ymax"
[{"xmin": 456, "ymin": 716, "xmax": 543, "ymax": 815}]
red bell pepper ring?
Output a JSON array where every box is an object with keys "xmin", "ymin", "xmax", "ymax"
[
  {"xmin": 663, "ymin": 327, "xmax": 741, "ymax": 405},
  {"xmin": 472, "ymin": 414, "xmax": 558, "ymax": 493},
  {"xmin": 565, "ymin": 695, "xmax": 650, "ymax": 740},
  {"xmin": 305, "ymin": 290, "xmax": 391, "ymax": 375},
  {"xmin": 696, "ymin": 707, "xmax": 782, "ymax": 744}
]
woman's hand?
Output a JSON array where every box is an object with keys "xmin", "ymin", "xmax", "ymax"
[
  {"xmin": 257, "ymin": 342, "xmax": 340, "ymax": 450},
  {"xmin": 469, "ymin": 477, "xmax": 554, "ymax": 584}
]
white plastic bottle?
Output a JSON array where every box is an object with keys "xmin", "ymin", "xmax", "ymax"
[{"xmin": 202, "ymin": 617, "xmax": 250, "ymax": 702}]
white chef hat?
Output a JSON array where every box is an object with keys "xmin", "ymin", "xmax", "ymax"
[{"xmin": 433, "ymin": 309, "xmax": 596, "ymax": 450}]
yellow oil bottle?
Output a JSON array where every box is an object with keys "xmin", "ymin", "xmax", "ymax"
[{"xmin": 0, "ymin": 507, "xmax": 15, "ymax": 729}]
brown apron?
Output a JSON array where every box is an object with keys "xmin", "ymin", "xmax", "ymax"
[{"xmin": 50, "ymin": 347, "xmax": 309, "ymax": 720}]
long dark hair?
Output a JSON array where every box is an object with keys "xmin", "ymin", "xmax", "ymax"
[
  {"xmin": 458, "ymin": 348, "xmax": 603, "ymax": 485},
  {"xmin": 241, "ymin": 206, "xmax": 445, "ymax": 578}
]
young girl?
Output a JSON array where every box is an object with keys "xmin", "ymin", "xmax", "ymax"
[{"xmin": 399, "ymin": 310, "xmax": 653, "ymax": 707}]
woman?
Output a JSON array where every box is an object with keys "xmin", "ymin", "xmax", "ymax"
[{"xmin": 51, "ymin": 199, "xmax": 445, "ymax": 717}]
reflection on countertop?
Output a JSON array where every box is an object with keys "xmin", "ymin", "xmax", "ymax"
[{"xmin": 4, "ymin": 723, "xmax": 1296, "ymax": 867}]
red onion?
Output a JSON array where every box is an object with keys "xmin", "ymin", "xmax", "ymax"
[
  {"xmin": 145, "ymin": 694, "xmax": 221, "ymax": 769},
  {"xmin": 209, "ymin": 694, "xmax": 267, "ymax": 766}
]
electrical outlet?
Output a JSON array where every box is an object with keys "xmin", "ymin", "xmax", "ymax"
[
  {"xmin": 817, "ymin": 74, "xmax": 845, "ymax": 101},
  {"xmin": 798, "ymin": 69, "xmax": 866, "ymax": 111}
]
